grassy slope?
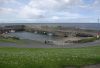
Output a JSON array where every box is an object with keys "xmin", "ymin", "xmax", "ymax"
[
  {"xmin": 0, "ymin": 39, "xmax": 25, "ymax": 44},
  {"xmin": 0, "ymin": 47, "xmax": 100, "ymax": 68}
]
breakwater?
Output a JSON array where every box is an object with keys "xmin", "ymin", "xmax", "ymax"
[{"xmin": 25, "ymin": 25, "xmax": 99, "ymax": 37}]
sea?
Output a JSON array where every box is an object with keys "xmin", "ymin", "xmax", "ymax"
[{"xmin": 0, "ymin": 23, "xmax": 100, "ymax": 30}]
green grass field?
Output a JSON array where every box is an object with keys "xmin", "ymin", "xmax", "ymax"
[
  {"xmin": 0, "ymin": 46, "xmax": 100, "ymax": 68},
  {"xmin": 0, "ymin": 38, "xmax": 25, "ymax": 44}
]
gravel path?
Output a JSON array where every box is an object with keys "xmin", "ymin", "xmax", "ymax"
[
  {"xmin": 81, "ymin": 64, "xmax": 100, "ymax": 68},
  {"xmin": 65, "ymin": 64, "xmax": 100, "ymax": 68},
  {"xmin": 0, "ymin": 39, "xmax": 100, "ymax": 48}
]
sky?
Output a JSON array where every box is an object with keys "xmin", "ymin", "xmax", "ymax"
[{"xmin": 0, "ymin": 0, "xmax": 100, "ymax": 23}]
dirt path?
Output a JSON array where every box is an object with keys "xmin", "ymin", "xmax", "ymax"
[
  {"xmin": 81, "ymin": 64, "xmax": 100, "ymax": 68},
  {"xmin": 0, "ymin": 39, "xmax": 100, "ymax": 48},
  {"xmin": 0, "ymin": 40, "xmax": 100, "ymax": 48},
  {"xmin": 65, "ymin": 64, "xmax": 100, "ymax": 68}
]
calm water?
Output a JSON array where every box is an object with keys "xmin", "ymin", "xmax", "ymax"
[
  {"xmin": 2, "ymin": 23, "xmax": 100, "ymax": 41},
  {"xmin": 7, "ymin": 32, "xmax": 60, "ymax": 42}
]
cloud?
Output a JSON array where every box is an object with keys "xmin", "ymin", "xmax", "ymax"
[
  {"xmin": 64, "ymin": 0, "xmax": 70, "ymax": 3},
  {"xmin": 18, "ymin": 0, "xmax": 83, "ymax": 19},
  {"xmin": 0, "ymin": 0, "xmax": 16, "ymax": 3},
  {"xmin": 0, "ymin": 8, "xmax": 15, "ymax": 14},
  {"xmin": 0, "ymin": 0, "xmax": 100, "ymax": 23},
  {"xmin": 28, "ymin": 0, "xmax": 83, "ymax": 10},
  {"xmin": 0, "ymin": 0, "xmax": 22, "ymax": 8},
  {"xmin": 52, "ymin": 16, "xmax": 60, "ymax": 20},
  {"xmin": 19, "ymin": 5, "xmax": 45, "ymax": 18}
]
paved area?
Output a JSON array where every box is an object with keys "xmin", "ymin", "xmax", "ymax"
[
  {"xmin": 81, "ymin": 64, "xmax": 100, "ymax": 68},
  {"xmin": 0, "ymin": 39, "xmax": 100, "ymax": 48},
  {"xmin": 65, "ymin": 64, "xmax": 100, "ymax": 68}
]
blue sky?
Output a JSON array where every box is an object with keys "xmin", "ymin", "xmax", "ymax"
[{"xmin": 0, "ymin": 0, "xmax": 100, "ymax": 23}]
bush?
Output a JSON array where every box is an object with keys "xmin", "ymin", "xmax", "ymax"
[
  {"xmin": 10, "ymin": 36, "xmax": 20, "ymax": 40},
  {"xmin": 1, "ymin": 36, "xmax": 20, "ymax": 40},
  {"xmin": 77, "ymin": 37, "xmax": 100, "ymax": 43},
  {"xmin": 76, "ymin": 33, "xmax": 93, "ymax": 37}
]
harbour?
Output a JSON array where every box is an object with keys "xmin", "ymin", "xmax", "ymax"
[{"xmin": 0, "ymin": 23, "xmax": 100, "ymax": 46}]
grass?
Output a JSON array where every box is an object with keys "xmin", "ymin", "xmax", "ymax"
[
  {"xmin": 77, "ymin": 37, "xmax": 100, "ymax": 43},
  {"xmin": 0, "ymin": 39, "xmax": 25, "ymax": 44},
  {"xmin": 0, "ymin": 38, "xmax": 45, "ymax": 46},
  {"xmin": 0, "ymin": 46, "xmax": 100, "ymax": 68}
]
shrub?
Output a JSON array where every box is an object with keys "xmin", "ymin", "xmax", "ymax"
[
  {"xmin": 10, "ymin": 36, "xmax": 20, "ymax": 40},
  {"xmin": 77, "ymin": 37, "xmax": 100, "ymax": 43}
]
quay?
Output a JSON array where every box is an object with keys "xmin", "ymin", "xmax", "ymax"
[
  {"xmin": 25, "ymin": 25, "xmax": 99, "ymax": 37},
  {"xmin": 0, "ymin": 25, "xmax": 25, "ymax": 34}
]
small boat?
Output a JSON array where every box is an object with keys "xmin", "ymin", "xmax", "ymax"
[{"xmin": 10, "ymin": 30, "xmax": 15, "ymax": 33}]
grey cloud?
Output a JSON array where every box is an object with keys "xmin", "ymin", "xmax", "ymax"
[
  {"xmin": 0, "ymin": 8, "xmax": 14, "ymax": 14},
  {"xmin": 0, "ymin": 0, "xmax": 16, "ymax": 3},
  {"xmin": 2, "ymin": 0, "xmax": 99, "ymax": 19}
]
